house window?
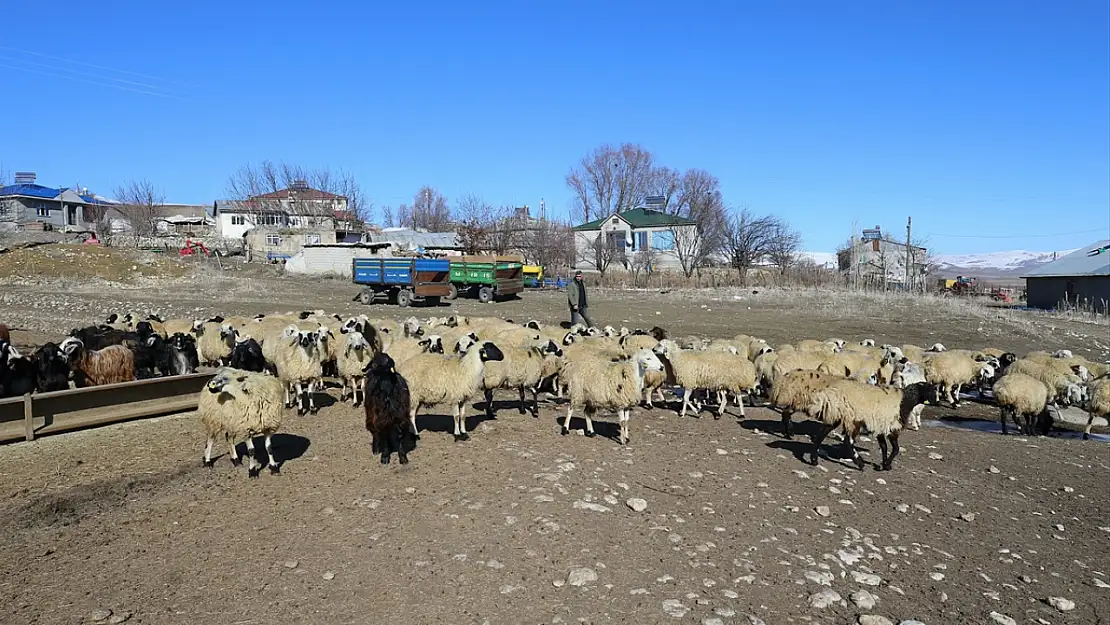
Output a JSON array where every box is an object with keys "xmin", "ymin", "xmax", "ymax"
[
  {"xmin": 651, "ymin": 231, "xmax": 675, "ymax": 251},
  {"xmin": 305, "ymin": 234, "xmax": 321, "ymax": 245},
  {"xmin": 36, "ymin": 204, "xmax": 50, "ymax": 217},
  {"xmin": 633, "ymin": 231, "xmax": 648, "ymax": 251},
  {"xmin": 266, "ymin": 234, "xmax": 282, "ymax": 246},
  {"xmin": 231, "ymin": 214, "xmax": 245, "ymax": 226}
]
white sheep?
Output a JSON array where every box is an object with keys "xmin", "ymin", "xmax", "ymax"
[
  {"xmin": 993, "ymin": 372, "xmax": 1050, "ymax": 436},
  {"xmin": 927, "ymin": 342, "xmax": 947, "ymax": 353},
  {"xmin": 273, "ymin": 329, "xmax": 325, "ymax": 414},
  {"xmin": 198, "ymin": 321, "xmax": 238, "ymax": 366},
  {"xmin": 924, "ymin": 351, "xmax": 980, "ymax": 406},
  {"xmin": 805, "ymin": 378, "xmax": 931, "ymax": 471},
  {"xmin": 561, "ymin": 348, "xmax": 665, "ymax": 444},
  {"xmin": 860, "ymin": 339, "xmax": 876, "ymax": 347},
  {"xmin": 397, "ymin": 341, "xmax": 506, "ymax": 441},
  {"xmin": 481, "ymin": 341, "xmax": 563, "ymax": 418},
  {"xmin": 1083, "ymin": 376, "xmax": 1110, "ymax": 440},
  {"xmin": 891, "ymin": 360, "xmax": 928, "ymax": 430},
  {"xmin": 198, "ymin": 367, "xmax": 285, "ymax": 477},
  {"xmin": 1053, "ymin": 349, "xmax": 1074, "ymax": 359},
  {"xmin": 337, "ymin": 331, "xmax": 375, "ymax": 405},
  {"xmin": 653, "ymin": 339, "xmax": 757, "ymax": 419}
]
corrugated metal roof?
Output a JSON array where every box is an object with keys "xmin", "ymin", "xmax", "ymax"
[
  {"xmin": 1024, "ymin": 239, "xmax": 1110, "ymax": 278},
  {"xmin": 573, "ymin": 207, "xmax": 698, "ymax": 231}
]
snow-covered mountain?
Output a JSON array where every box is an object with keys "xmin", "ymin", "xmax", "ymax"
[
  {"xmin": 932, "ymin": 249, "xmax": 1077, "ymax": 278},
  {"xmin": 799, "ymin": 249, "xmax": 1076, "ymax": 279}
]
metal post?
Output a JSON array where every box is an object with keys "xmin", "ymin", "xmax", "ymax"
[{"xmin": 905, "ymin": 216, "xmax": 912, "ymax": 291}]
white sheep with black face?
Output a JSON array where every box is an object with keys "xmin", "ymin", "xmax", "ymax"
[
  {"xmin": 273, "ymin": 328, "xmax": 324, "ymax": 415},
  {"xmin": 199, "ymin": 367, "xmax": 285, "ymax": 478}
]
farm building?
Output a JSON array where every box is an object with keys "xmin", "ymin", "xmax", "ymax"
[
  {"xmin": 1023, "ymin": 239, "xmax": 1110, "ymax": 313},
  {"xmin": 572, "ymin": 207, "xmax": 697, "ymax": 272},
  {"xmin": 837, "ymin": 226, "xmax": 928, "ymax": 290},
  {"xmin": 213, "ymin": 180, "xmax": 352, "ymax": 239}
]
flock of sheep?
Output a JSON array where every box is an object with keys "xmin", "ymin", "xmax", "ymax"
[{"xmin": 2, "ymin": 311, "xmax": 1108, "ymax": 478}]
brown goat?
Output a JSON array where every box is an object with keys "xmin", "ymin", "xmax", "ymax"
[
  {"xmin": 61, "ymin": 338, "xmax": 136, "ymax": 386},
  {"xmin": 0, "ymin": 324, "xmax": 9, "ymax": 344}
]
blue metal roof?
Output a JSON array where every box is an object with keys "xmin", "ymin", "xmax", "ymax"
[{"xmin": 0, "ymin": 183, "xmax": 64, "ymax": 199}]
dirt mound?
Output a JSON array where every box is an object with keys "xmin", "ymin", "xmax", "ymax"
[{"xmin": 0, "ymin": 244, "xmax": 192, "ymax": 282}]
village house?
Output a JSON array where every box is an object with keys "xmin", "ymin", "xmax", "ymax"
[
  {"xmin": 0, "ymin": 172, "xmax": 110, "ymax": 232},
  {"xmin": 836, "ymin": 226, "xmax": 928, "ymax": 290},
  {"xmin": 571, "ymin": 206, "xmax": 697, "ymax": 272}
]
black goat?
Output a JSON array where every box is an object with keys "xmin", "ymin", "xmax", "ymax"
[
  {"xmin": 168, "ymin": 333, "xmax": 200, "ymax": 375},
  {"xmin": 0, "ymin": 341, "xmax": 36, "ymax": 398},
  {"xmin": 229, "ymin": 337, "xmax": 268, "ymax": 373},
  {"xmin": 364, "ymin": 352, "xmax": 416, "ymax": 465},
  {"xmin": 31, "ymin": 342, "xmax": 70, "ymax": 392}
]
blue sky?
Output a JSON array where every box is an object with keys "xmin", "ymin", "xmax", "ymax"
[{"xmin": 1, "ymin": 1, "xmax": 1107, "ymax": 255}]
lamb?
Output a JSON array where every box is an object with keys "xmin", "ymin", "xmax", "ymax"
[
  {"xmin": 197, "ymin": 321, "xmax": 238, "ymax": 366},
  {"xmin": 338, "ymin": 331, "xmax": 376, "ymax": 405},
  {"xmin": 620, "ymin": 334, "xmax": 666, "ymax": 406},
  {"xmin": 31, "ymin": 342, "xmax": 70, "ymax": 392},
  {"xmin": 993, "ymin": 372, "xmax": 1050, "ymax": 436},
  {"xmin": 198, "ymin": 367, "xmax": 285, "ymax": 477},
  {"xmin": 860, "ymin": 339, "xmax": 876, "ymax": 347},
  {"xmin": 924, "ymin": 351, "xmax": 981, "ymax": 406},
  {"xmin": 273, "ymin": 329, "xmax": 325, "ymax": 414},
  {"xmin": 364, "ymin": 352, "xmax": 417, "ymax": 464},
  {"xmin": 1053, "ymin": 349, "xmax": 1074, "ymax": 359},
  {"xmin": 805, "ymin": 378, "xmax": 931, "ymax": 471},
  {"xmin": 481, "ymin": 340, "xmax": 563, "ymax": 418},
  {"xmin": 927, "ymin": 343, "xmax": 947, "ymax": 353},
  {"xmin": 1082, "ymin": 376, "xmax": 1110, "ymax": 440},
  {"xmin": 166, "ymin": 333, "xmax": 200, "ymax": 376},
  {"xmin": 561, "ymin": 348, "xmax": 665, "ymax": 444},
  {"xmin": 653, "ymin": 339, "xmax": 757, "ymax": 419},
  {"xmin": 396, "ymin": 340, "xmax": 505, "ymax": 441}
]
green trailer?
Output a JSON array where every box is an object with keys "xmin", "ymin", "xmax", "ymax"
[{"xmin": 446, "ymin": 255, "xmax": 525, "ymax": 303}]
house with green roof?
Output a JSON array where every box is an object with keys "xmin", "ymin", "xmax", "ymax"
[{"xmin": 571, "ymin": 207, "xmax": 698, "ymax": 272}]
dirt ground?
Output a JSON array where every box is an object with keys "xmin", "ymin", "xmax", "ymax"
[{"xmin": 1, "ymin": 265, "xmax": 1109, "ymax": 625}]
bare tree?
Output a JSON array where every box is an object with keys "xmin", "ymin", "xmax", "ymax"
[
  {"xmin": 723, "ymin": 207, "xmax": 778, "ymax": 285},
  {"xmin": 629, "ymin": 247, "xmax": 658, "ymax": 286},
  {"xmin": 666, "ymin": 169, "xmax": 728, "ymax": 278},
  {"xmin": 113, "ymin": 179, "xmax": 165, "ymax": 242},
  {"xmin": 396, "ymin": 186, "xmax": 452, "ymax": 231},
  {"xmin": 566, "ymin": 143, "xmax": 663, "ymax": 224},
  {"xmin": 521, "ymin": 218, "xmax": 574, "ymax": 272},
  {"xmin": 380, "ymin": 204, "xmax": 396, "ymax": 228},
  {"xmin": 577, "ymin": 231, "xmax": 623, "ymax": 276},
  {"xmin": 225, "ymin": 160, "xmax": 371, "ymax": 228},
  {"xmin": 766, "ymin": 221, "xmax": 801, "ymax": 275},
  {"xmin": 455, "ymin": 193, "xmax": 494, "ymax": 254},
  {"xmin": 0, "ymin": 166, "xmax": 14, "ymax": 229}
]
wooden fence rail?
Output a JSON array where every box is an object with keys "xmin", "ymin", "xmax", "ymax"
[{"xmin": 0, "ymin": 373, "xmax": 213, "ymax": 444}]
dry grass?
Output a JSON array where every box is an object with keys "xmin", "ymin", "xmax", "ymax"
[{"xmin": 0, "ymin": 244, "xmax": 192, "ymax": 283}]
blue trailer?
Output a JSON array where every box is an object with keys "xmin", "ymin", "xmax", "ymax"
[{"xmin": 352, "ymin": 257, "xmax": 452, "ymax": 307}]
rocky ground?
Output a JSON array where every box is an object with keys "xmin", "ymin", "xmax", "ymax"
[{"xmin": 0, "ymin": 251, "xmax": 1108, "ymax": 625}]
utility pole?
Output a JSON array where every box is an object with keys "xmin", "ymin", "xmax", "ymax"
[{"xmin": 905, "ymin": 216, "xmax": 912, "ymax": 292}]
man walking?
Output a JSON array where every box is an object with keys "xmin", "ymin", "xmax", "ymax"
[{"xmin": 567, "ymin": 270, "xmax": 594, "ymax": 327}]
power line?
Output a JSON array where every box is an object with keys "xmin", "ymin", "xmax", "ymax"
[
  {"xmin": 926, "ymin": 228, "xmax": 1109, "ymax": 239},
  {"xmin": 0, "ymin": 54, "xmax": 180, "ymax": 94},
  {"xmin": 0, "ymin": 44, "xmax": 195, "ymax": 86},
  {"xmin": 0, "ymin": 62, "xmax": 180, "ymax": 98}
]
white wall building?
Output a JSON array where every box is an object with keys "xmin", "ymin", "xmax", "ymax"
[{"xmin": 571, "ymin": 207, "xmax": 699, "ymax": 272}]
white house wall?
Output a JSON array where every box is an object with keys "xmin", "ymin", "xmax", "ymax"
[
  {"xmin": 574, "ymin": 223, "xmax": 697, "ymax": 272},
  {"xmin": 286, "ymin": 246, "xmax": 384, "ymax": 277}
]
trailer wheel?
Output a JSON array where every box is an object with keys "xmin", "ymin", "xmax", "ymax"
[
  {"xmin": 478, "ymin": 286, "xmax": 494, "ymax": 304},
  {"xmin": 445, "ymin": 283, "xmax": 458, "ymax": 300},
  {"xmin": 396, "ymin": 289, "xmax": 413, "ymax": 307},
  {"xmin": 358, "ymin": 289, "xmax": 374, "ymax": 305}
]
